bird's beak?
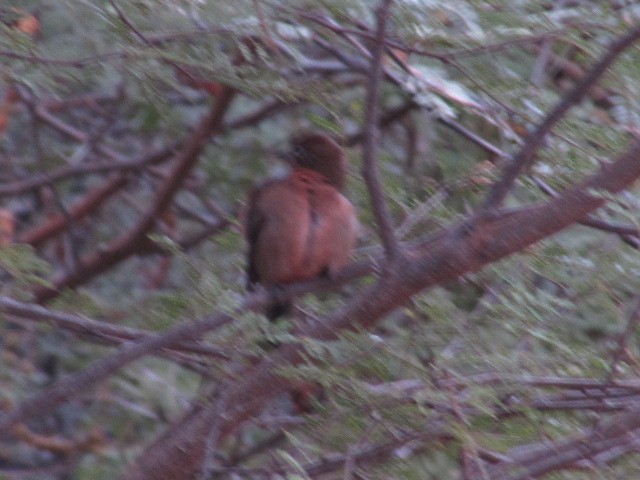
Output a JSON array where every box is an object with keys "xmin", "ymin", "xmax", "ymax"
[{"xmin": 273, "ymin": 148, "xmax": 294, "ymax": 165}]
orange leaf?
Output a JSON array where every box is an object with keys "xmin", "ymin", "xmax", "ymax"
[
  {"xmin": 0, "ymin": 208, "xmax": 15, "ymax": 246},
  {"xmin": 15, "ymin": 14, "xmax": 40, "ymax": 37}
]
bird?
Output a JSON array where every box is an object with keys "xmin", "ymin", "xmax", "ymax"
[{"xmin": 243, "ymin": 132, "xmax": 358, "ymax": 320}]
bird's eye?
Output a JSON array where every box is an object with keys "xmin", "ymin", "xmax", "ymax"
[{"xmin": 293, "ymin": 145, "xmax": 306, "ymax": 159}]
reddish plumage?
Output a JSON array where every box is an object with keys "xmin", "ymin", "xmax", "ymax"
[{"xmin": 244, "ymin": 132, "xmax": 358, "ymax": 320}]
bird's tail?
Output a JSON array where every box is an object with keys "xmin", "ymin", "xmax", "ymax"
[{"xmin": 266, "ymin": 301, "xmax": 291, "ymax": 321}]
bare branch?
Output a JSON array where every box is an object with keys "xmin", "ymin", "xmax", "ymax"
[
  {"xmin": 361, "ymin": 0, "xmax": 400, "ymax": 260},
  {"xmin": 475, "ymin": 23, "xmax": 640, "ymax": 216},
  {"xmin": 0, "ymin": 310, "xmax": 235, "ymax": 432},
  {"xmin": 486, "ymin": 408, "xmax": 640, "ymax": 479},
  {"xmin": 19, "ymin": 175, "xmax": 129, "ymax": 247},
  {"xmin": 0, "ymin": 145, "xmax": 175, "ymax": 196},
  {"xmin": 30, "ymin": 86, "xmax": 236, "ymax": 303},
  {"xmin": 0, "ymin": 296, "xmax": 229, "ymax": 358}
]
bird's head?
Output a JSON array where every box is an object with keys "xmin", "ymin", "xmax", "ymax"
[{"xmin": 280, "ymin": 132, "xmax": 347, "ymax": 191}]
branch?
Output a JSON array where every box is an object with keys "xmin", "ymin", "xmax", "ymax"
[
  {"xmin": 361, "ymin": 0, "xmax": 399, "ymax": 260},
  {"xmin": 33, "ymin": 103, "xmax": 126, "ymax": 162},
  {"xmin": 437, "ymin": 112, "xmax": 640, "ymax": 248},
  {"xmin": 486, "ymin": 408, "xmax": 640, "ymax": 479},
  {"xmin": 476, "ymin": 22, "xmax": 640, "ymax": 215},
  {"xmin": 0, "ymin": 310, "xmax": 235, "ymax": 433},
  {"xmin": 18, "ymin": 175, "xmax": 128, "ymax": 247},
  {"xmin": 346, "ymin": 100, "xmax": 415, "ymax": 147},
  {"xmin": 30, "ymin": 86, "xmax": 236, "ymax": 303},
  {"xmin": 534, "ymin": 177, "xmax": 640, "ymax": 248},
  {"xmin": 0, "ymin": 296, "xmax": 229, "ymax": 358},
  {"xmin": 0, "ymin": 144, "xmax": 175, "ymax": 196}
]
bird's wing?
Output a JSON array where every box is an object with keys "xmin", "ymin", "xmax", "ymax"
[{"xmin": 243, "ymin": 183, "xmax": 269, "ymax": 289}]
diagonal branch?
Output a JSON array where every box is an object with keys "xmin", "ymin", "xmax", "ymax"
[
  {"xmin": 0, "ymin": 311, "xmax": 235, "ymax": 434},
  {"xmin": 19, "ymin": 174, "xmax": 129, "ymax": 247},
  {"xmin": 475, "ymin": 22, "xmax": 640, "ymax": 216}
]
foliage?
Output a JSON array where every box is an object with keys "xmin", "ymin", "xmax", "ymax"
[{"xmin": 2, "ymin": 1, "xmax": 640, "ymax": 479}]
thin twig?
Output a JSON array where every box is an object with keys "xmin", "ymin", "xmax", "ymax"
[
  {"xmin": 604, "ymin": 297, "xmax": 640, "ymax": 383},
  {"xmin": 0, "ymin": 296, "xmax": 229, "ymax": 358},
  {"xmin": 361, "ymin": 0, "xmax": 399, "ymax": 260}
]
